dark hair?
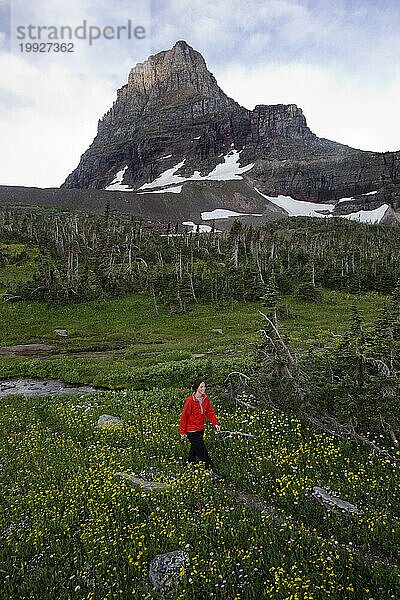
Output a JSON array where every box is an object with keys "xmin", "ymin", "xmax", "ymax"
[{"xmin": 192, "ymin": 378, "xmax": 205, "ymax": 392}]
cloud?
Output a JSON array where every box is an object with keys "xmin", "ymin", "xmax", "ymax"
[
  {"xmin": 217, "ymin": 61, "xmax": 400, "ymax": 151},
  {"xmin": 8, "ymin": 0, "xmax": 151, "ymax": 75},
  {"xmin": 1, "ymin": 0, "xmax": 400, "ymax": 188},
  {"xmin": 150, "ymin": 0, "xmax": 400, "ymax": 151},
  {"xmin": 151, "ymin": 0, "xmax": 400, "ymax": 77},
  {"xmin": 0, "ymin": 0, "xmax": 152, "ymax": 186},
  {"xmin": 0, "ymin": 52, "xmax": 118, "ymax": 186},
  {"xmin": 0, "ymin": 87, "xmax": 35, "ymax": 112}
]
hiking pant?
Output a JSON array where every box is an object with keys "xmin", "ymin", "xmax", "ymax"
[{"xmin": 186, "ymin": 428, "xmax": 215, "ymax": 470}]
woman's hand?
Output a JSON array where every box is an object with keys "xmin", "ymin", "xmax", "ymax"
[
  {"xmin": 216, "ymin": 425, "xmax": 221, "ymax": 433},
  {"xmin": 180, "ymin": 433, "xmax": 186, "ymax": 440}
]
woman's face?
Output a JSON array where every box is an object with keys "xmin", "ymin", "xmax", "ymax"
[{"xmin": 197, "ymin": 381, "xmax": 206, "ymax": 395}]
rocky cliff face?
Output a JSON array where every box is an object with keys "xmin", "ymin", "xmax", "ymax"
[
  {"xmin": 62, "ymin": 40, "xmax": 400, "ymax": 211},
  {"xmin": 250, "ymin": 104, "xmax": 315, "ymax": 142},
  {"xmin": 100, "ymin": 40, "xmax": 241, "ymax": 126},
  {"xmin": 63, "ymin": 40, "xmax": 247, "ymax": 190}
]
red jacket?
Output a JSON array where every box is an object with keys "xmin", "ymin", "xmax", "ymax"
[{"xmin": 179, "ymin": 393, "xmax": 219, "ymax": 435}]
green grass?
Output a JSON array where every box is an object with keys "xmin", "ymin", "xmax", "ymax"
[
  {"xmin": 0, "ymin": 295, "xmax": 260, "ymax": 361},
  {"xmin": 0, "ymin": 286, "xmax": 398, "ymax": 598},
  {"xmin": 0, "ymin": 289, "xmax": 389, "ymax": 387},
  {"xmin": 0, "ymin": 243, "xmax": 40, "ymax": 289},
  {"xmin": 0, "ymin": 389, "xmax": 399, "ymax": 599},
  {"xmin": 281, "ymin": 290, "xmax": 388, "ymax": 349}
]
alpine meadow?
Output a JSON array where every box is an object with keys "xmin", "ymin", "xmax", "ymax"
[{"xmin": 1, "ymin": 31, "xmax": 400, "ymax": 600}]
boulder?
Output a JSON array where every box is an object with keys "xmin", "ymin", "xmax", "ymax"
[
  {"xmin": 54, "ymin": 329, "xmax": 68, "ymax": 336},
  {"xmin": 97, "ymin": 414, "xmax": 123, "ymax": 428},
  {"xmin": 148, "ymin": 550, "xmax": 189, "ymax": 599},
  {"xmin": 313, "ymin": 486, "xmax": 362, "ymax": 515}
]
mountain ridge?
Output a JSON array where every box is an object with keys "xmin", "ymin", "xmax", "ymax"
[{"xmin": 57, "ymin": 40, "xmax": 399, "ymax": 223}]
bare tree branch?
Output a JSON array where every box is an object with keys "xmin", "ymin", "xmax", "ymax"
[
  {"xmin": 224, "ymin": 371, "xmax": 250, "ymax": 383},
  {"xmin": 220, "ymin": 429, "xmax": 258, "ymax": 440},
  {"xmin": 258, "ymin": 311, "xmax": 295, "ymax": 364},
  {"xmin": 236, "ymin": 398, "xmax": 257, "ymax": 409},
  {"xmin": 355, "ymin": 351, "xmax": 392, "ymax": 376}
]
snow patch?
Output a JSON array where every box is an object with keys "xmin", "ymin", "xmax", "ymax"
[
  {"xmin": 137, "ymin": 150, "xmax": 254, "ymax": 191},
  {"xmin": 160, "ymin": 233, "xmax": 184, "ymax": 237},
  {"xmin": 342, "ymin": 204, "xmax": 389, "ymax": 224},
  {"xmin": 158, "ymin": 154, "xmax": 172, "ymax": 160},
  {"xmin": 105, "ymin": 166, "xmax": 134, "ymax": 191},
  {"xmin": 254, "ymin": 187, "xmax": 334, "ymax": 217},
  {"xmin": 182, "ymin": 221, "xmax": 221, "ymax": 233},
  {"xmin": 255, "ymin": 186, "xmax": 388, "ymax": 224},
  {"xmin": 205, "ymin": 150, "xmax": 254, "ymax": 180},
  {"xmin": 138, "ymin": 160, "xmax": 187, "ymax": 190},
  {"xmin": 338, "ymin": 190, "xmax": 378, "ymax": 203},
  {"xmin": 137, "ymin": 186, "xmax": 182, "ymax": 194},
  {"xmin": 201, "ymin": 209, "xmax": 263, "ymax": 220}
]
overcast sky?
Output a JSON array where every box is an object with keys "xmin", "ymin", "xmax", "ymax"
[{"xmin": 0, "ymin": 0, "xmax": 399, "ymax": 188}]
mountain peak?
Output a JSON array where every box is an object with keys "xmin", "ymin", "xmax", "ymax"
[
  {"xmin": 173, "ymin": 39, "xmax": 191, "ymax": 47},
  {"xmin": 66, "ymin": 40, "xmax": 384, "ymax": 204},
  {"xmin": 172, "ymin": 39, "xmax": 196, "ymax": 52},
  {"xmin": 96, "ymin": 40, "xmax": 240, "ymax": 130},
  {"xmin": 126, "ymin": 39, "xmax": 208, "ymax": 92}
]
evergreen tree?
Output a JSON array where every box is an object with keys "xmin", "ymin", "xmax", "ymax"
[{"xmin": 260, "ymin": 270, "xmax": 279, "ymax": 324}]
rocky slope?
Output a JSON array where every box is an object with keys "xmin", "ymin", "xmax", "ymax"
[{"xmin": 61, "ymin": 40, "xmax": 400, "ymax": 215}]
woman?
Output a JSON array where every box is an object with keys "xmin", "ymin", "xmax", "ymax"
[{"xmin": 179, "ymin": 379, "xmax": 221, "ymax": 478}]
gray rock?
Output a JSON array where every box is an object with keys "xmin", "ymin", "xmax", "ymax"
[
  {"xmin": 313, "ymin": 486, "xmax": 362, "ymax": 515},
  {"xmin": 0, "ymin": 344, "xmax": 56, "ymax": 355},
  {"xmin": 115, "ymin": 472, "xmax": 170, "ymax": 491},
  {"xmin": 148, "ymin": 550, "xmax": 189, "ymax": 599},
  {"xmin": 54, "ymin": 329, "xmax": 68, "ymax": 336},
  {"xmin": 211, "ymin": 328, "xmax": 224, "ymax": 334},
  {"xmin": 0, "ymin": 378, "xmax": 96, "ymax": 398},
  {"xmin": 62, "ymin": 40, "xmax": 245, "ymax": 192},
  {"xmin": 97, "ymin": 414, "xmax": 123, "ymax": 428}
]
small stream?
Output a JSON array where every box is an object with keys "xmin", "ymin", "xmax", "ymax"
[{"xmin": 0, "ymin": 378, "xmax": 97, "ymax": 398}]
